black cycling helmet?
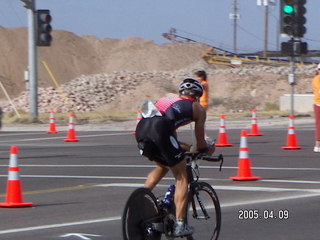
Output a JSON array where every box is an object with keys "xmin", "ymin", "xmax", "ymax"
[{"xmin": 178, "ymin": 78, "xmax": 203, "ymax": 98}]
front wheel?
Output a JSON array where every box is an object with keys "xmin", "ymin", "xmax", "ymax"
[
  {"xmin": 186, "ymin": 182, "xmax": 221, "ymax": 240},
  {"xmin": 122, "ymin": 188, "xmax": 162, "ymax": 240}
]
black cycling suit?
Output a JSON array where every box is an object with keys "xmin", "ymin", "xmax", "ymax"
[{"xmin": 135, "ymin": 96, "xmax": 195, "ymax": 167}]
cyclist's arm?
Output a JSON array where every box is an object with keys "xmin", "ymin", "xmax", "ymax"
[
  {"xmin": 192, "ymin": 102, "xmax": 215, "ymax": 155},
  {"xmin": 192, "ymin": 102, "xmax": 208, "ymax": 150}
]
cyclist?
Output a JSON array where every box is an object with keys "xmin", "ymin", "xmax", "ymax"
[{"xmin": 135, "ymin": 78, "xmax": 215, "ymax": 237}]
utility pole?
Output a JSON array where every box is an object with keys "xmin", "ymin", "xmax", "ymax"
[
  {"xmin": 233, "ymin": 0, "xmax": 237, "ymax": 54},
  {"xmin": 20, "ymin": 0, "xmax": 38, "ymax": 122},
  {"xmin": 230, "ymin": 0, "xmax": 240, "ymax": 54},
  {"xmin": 257, "ymin": 0, "xmax": 270, "ymax": 58},
  {"xmin": 264, "ymin": 2, "xmax": 269, "ymax": 58},
  {"xmin": 258, "ymin": 0, "xmax": 277, "ymax": 57}
]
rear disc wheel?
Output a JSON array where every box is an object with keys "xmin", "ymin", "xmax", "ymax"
[{"xmin": 122, "ymin": 188, "xmax": 161, "ymax": 240}]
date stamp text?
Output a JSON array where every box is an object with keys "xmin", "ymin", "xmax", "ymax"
[{"xmin": 238, "ymin": 209, "xmax": 289, "ymax": 220}]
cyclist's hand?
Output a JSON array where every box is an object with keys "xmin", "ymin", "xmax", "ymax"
[
  {"xmin": 180, "ymin": 142, "xmax": 192, "ymax": 152},
  {"xmin": 205, "ymin": 138, "xmax": 216, "ymax": 156},
  {"xmin": 207, "ymin": 144, "xmax": 216, "ymax": 156}
]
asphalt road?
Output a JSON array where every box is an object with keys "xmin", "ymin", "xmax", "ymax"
[{"xmin": 0, "ymin": 125, "xmax": 319, "ymax": 240}]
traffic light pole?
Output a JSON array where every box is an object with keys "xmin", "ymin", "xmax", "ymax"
[
  {"xmin": 28, "ymin": 0, "xmax": 38, "ymax": 122},
  {"xmin": 280, "ymin": 0, "xmax": 308, "ymax": 117},
  {"xmin": 21, "ymin": 0, "xmax": 38, "ymax": 122}
]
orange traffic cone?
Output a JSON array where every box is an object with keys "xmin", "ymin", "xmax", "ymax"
[
  {"xmin": 215, "ymin": 114, "xmax": 233, "ymax": 147},
  {"xmin": 131, "ymin": 109, "xmax": 142, "ymax": 135},
  {"xmin": 247, "ymin": 109, "xmax": 263, "ymax": 136},
  {"xmin": 230, "ymin": 130, "xmax": 260, "ymax": 181},
  {"xmin": 0, "ymin": 146, "xmax": 33, "ymax": 207},
  {"xmin": 282, "ymin": 115, "xmax": 301, "ymax": 150},
  {"xmin": 47, "ymin": 109, "xmax": 58, "ymax": 133},
  {"xmin": 64, "ymin": 113, "xmax": 79, "ymax": 142}
]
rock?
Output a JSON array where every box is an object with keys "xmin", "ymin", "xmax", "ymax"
[{"xmin": 2, "ymin": 63, "xmax": 316, "ymax": 113}]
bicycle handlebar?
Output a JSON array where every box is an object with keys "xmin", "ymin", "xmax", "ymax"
[{"xmin": 185, "ymin": 152, "xmax": 224, "ymax": 172}]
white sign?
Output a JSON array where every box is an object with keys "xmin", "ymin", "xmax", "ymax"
[
  {"xmin": 269, "ymin": 0, "xmax": 276, "ymax": 5},
  {"xmin": 230, "ymin": 59, "xmax": 242, "ymax": 65},
  {"xmin": 257, "ymin": 0, "xmax": 276, "ymax": 6},
  {"xmin": 60, "ymin": 233, "xmax": 102, "ymax": 240},
  {"xmin": 229, "ymin": 13, "xmax": 240, "ymax": 19},
  {"xmin": 288, "ymin": 73, "xmax": 295, "ymax": 84}
]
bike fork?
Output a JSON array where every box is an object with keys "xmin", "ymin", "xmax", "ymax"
[{"xmin": 192, "ymin": 191, "xmax": 210, "ymax": 220}]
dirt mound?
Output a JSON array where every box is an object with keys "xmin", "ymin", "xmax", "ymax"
[
  {"xmin": 0, "ymin": 27, "xmax": 208, "ymax": 100},
  {"xmin": 0, "ymin": 27, "xmax": 316, "ymax": 115}
]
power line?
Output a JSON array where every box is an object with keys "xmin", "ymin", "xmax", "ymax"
[
  {"xmin": 173, "ymin": 28, "xmax": 225, "ymax": 47},
  {"xmin": 171, "ymin": 27, "xmax": 235, "ymax": 52},
  {"xmin": 237, "ymin": 24, "xmax": 277, "ymax": 48},
  {"xmin": 8, "ymin": 1, "xmax": 25, "ymax": 26},
  {"xmin": 303, "ymin": 37, "xmax": 320, "ymax": 43},
  {"xmin": 9, "ymin": 1, "xmax": 25, "ymax": 26}
]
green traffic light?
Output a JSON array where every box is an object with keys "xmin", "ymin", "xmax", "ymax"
[{"xmin": 283, "ymin": 4, "xmax": 294, "ymax": 14}]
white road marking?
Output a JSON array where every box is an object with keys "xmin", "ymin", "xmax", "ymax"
[
  {"xmin": 213, "ymin": 185, "xmax": 320, "ymax": 193},
  {"xmin": 0, "ymin": 217, "xmax": 121, "ymax": 235},
  {"xmin": 262, "ymin": 179, "xmax": 320, "ymax": 184},
  {"xmin": 221, "ymin": 192, "xmax": 320, "ymax": 208},
  {"xmin": 60, "ymin": 233, "xmax": 102, "ymax": 239},
  {"xmin": 1, "ymin": 164, "xmax": 320, "ymax": 172},
  {"xmin": 0, "ymin": 132, "xmax": 49, "ymax": 137},
  {"xmin": 0, "ymin": 174, "xmax": 152, "ymax": 180},
  {"xmin": 95, "ymin": 183, "xmax": 320, "ymax": 193},
  {"xmin": 1, "ymin": 174, "xmax": 320, "ymax": 185},
  {"xmin": 0, "ymin": 132, "xmax": 130, "ymax": 143},
  {"xmin": 0, "ymin": 183, "xmax": 319, "ymax": 235},
  {"xmin": 0, "ymin": 164, "xmax": 157, "ymax": 168}
]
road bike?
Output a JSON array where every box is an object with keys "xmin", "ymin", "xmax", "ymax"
[{"xmin": 122, "ymin": 152, "xmax": 223, "ymax": 240}]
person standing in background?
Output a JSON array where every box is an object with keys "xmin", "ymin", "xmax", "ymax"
[
  {"xmin": 195, "ymin": 70, "xmax": 211, "ymax": 141},
  {"xmin": 312, "ymin": 63, "xmax": 320, "ymax": 152},
  {"xmin": 195, "ymin": 70, "xmax": 209, "ymax": 110}
]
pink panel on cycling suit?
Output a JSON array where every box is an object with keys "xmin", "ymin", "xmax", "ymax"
[
  {"xmin": 155, "ymin": 96, "xmax": 195, "ymax": 113},
  {"xmin": 155, "ymin": 97, "xmax": 181, "ymax": 114}
]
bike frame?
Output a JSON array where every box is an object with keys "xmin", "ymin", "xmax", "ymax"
[
  {"xmin": 187, "ymin": 158, "xmax": 211, "ymax": 220},
  {"xmin": 141, "ymin": 155, "xmax": 217, "ymax": 235}
]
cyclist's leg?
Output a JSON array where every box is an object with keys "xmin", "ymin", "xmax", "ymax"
[
  {"xmin": 170, "ymin": 159, "xmax": 188, "ymax": 220},
  {"xmin": 149, "ymin": 123, "xmax": 193, "ymax": 236},
  {"xmin": 136, "ymin": 117, "xmax": 169, "ymax": 190},
  {"xmin": 170, "ymin": 159, "xmax": 194, "ymax": 236},
  {"xmin": 144, "ymin": 162, "xmax": 169, "ymax": 190}
]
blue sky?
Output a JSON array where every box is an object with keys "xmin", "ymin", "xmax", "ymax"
[{"xmin": 1, "ymin": 0, "xmax": 319, "ymax": 53}]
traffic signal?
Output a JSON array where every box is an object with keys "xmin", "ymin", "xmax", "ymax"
[
  {"xmin": 280, "ymin": 0, "xmax": 307, "ymax": 38},
  {"xmin": 281, "ymin": 40, "xmax": 308, "ymax": 56},
  {"xmin": 36, "ymin": 9, "xmax": 52, "ymax": 46},
  {"xmin": 280, "ymin": 0, "xmax": 295, "ymax": 36},
  {"xmin": 295, "ymin": 0, "xmax": 307, "ymax": 37}
]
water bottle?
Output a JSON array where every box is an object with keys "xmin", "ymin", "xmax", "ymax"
[{"xmin": 162, "ymin": 184, "xmax": 175, "ymax": 208}]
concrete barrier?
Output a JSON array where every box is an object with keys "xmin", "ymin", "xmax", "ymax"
[{"xmin": 280, "ymin": 94, "xmax": 314, "ymax": 113}]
